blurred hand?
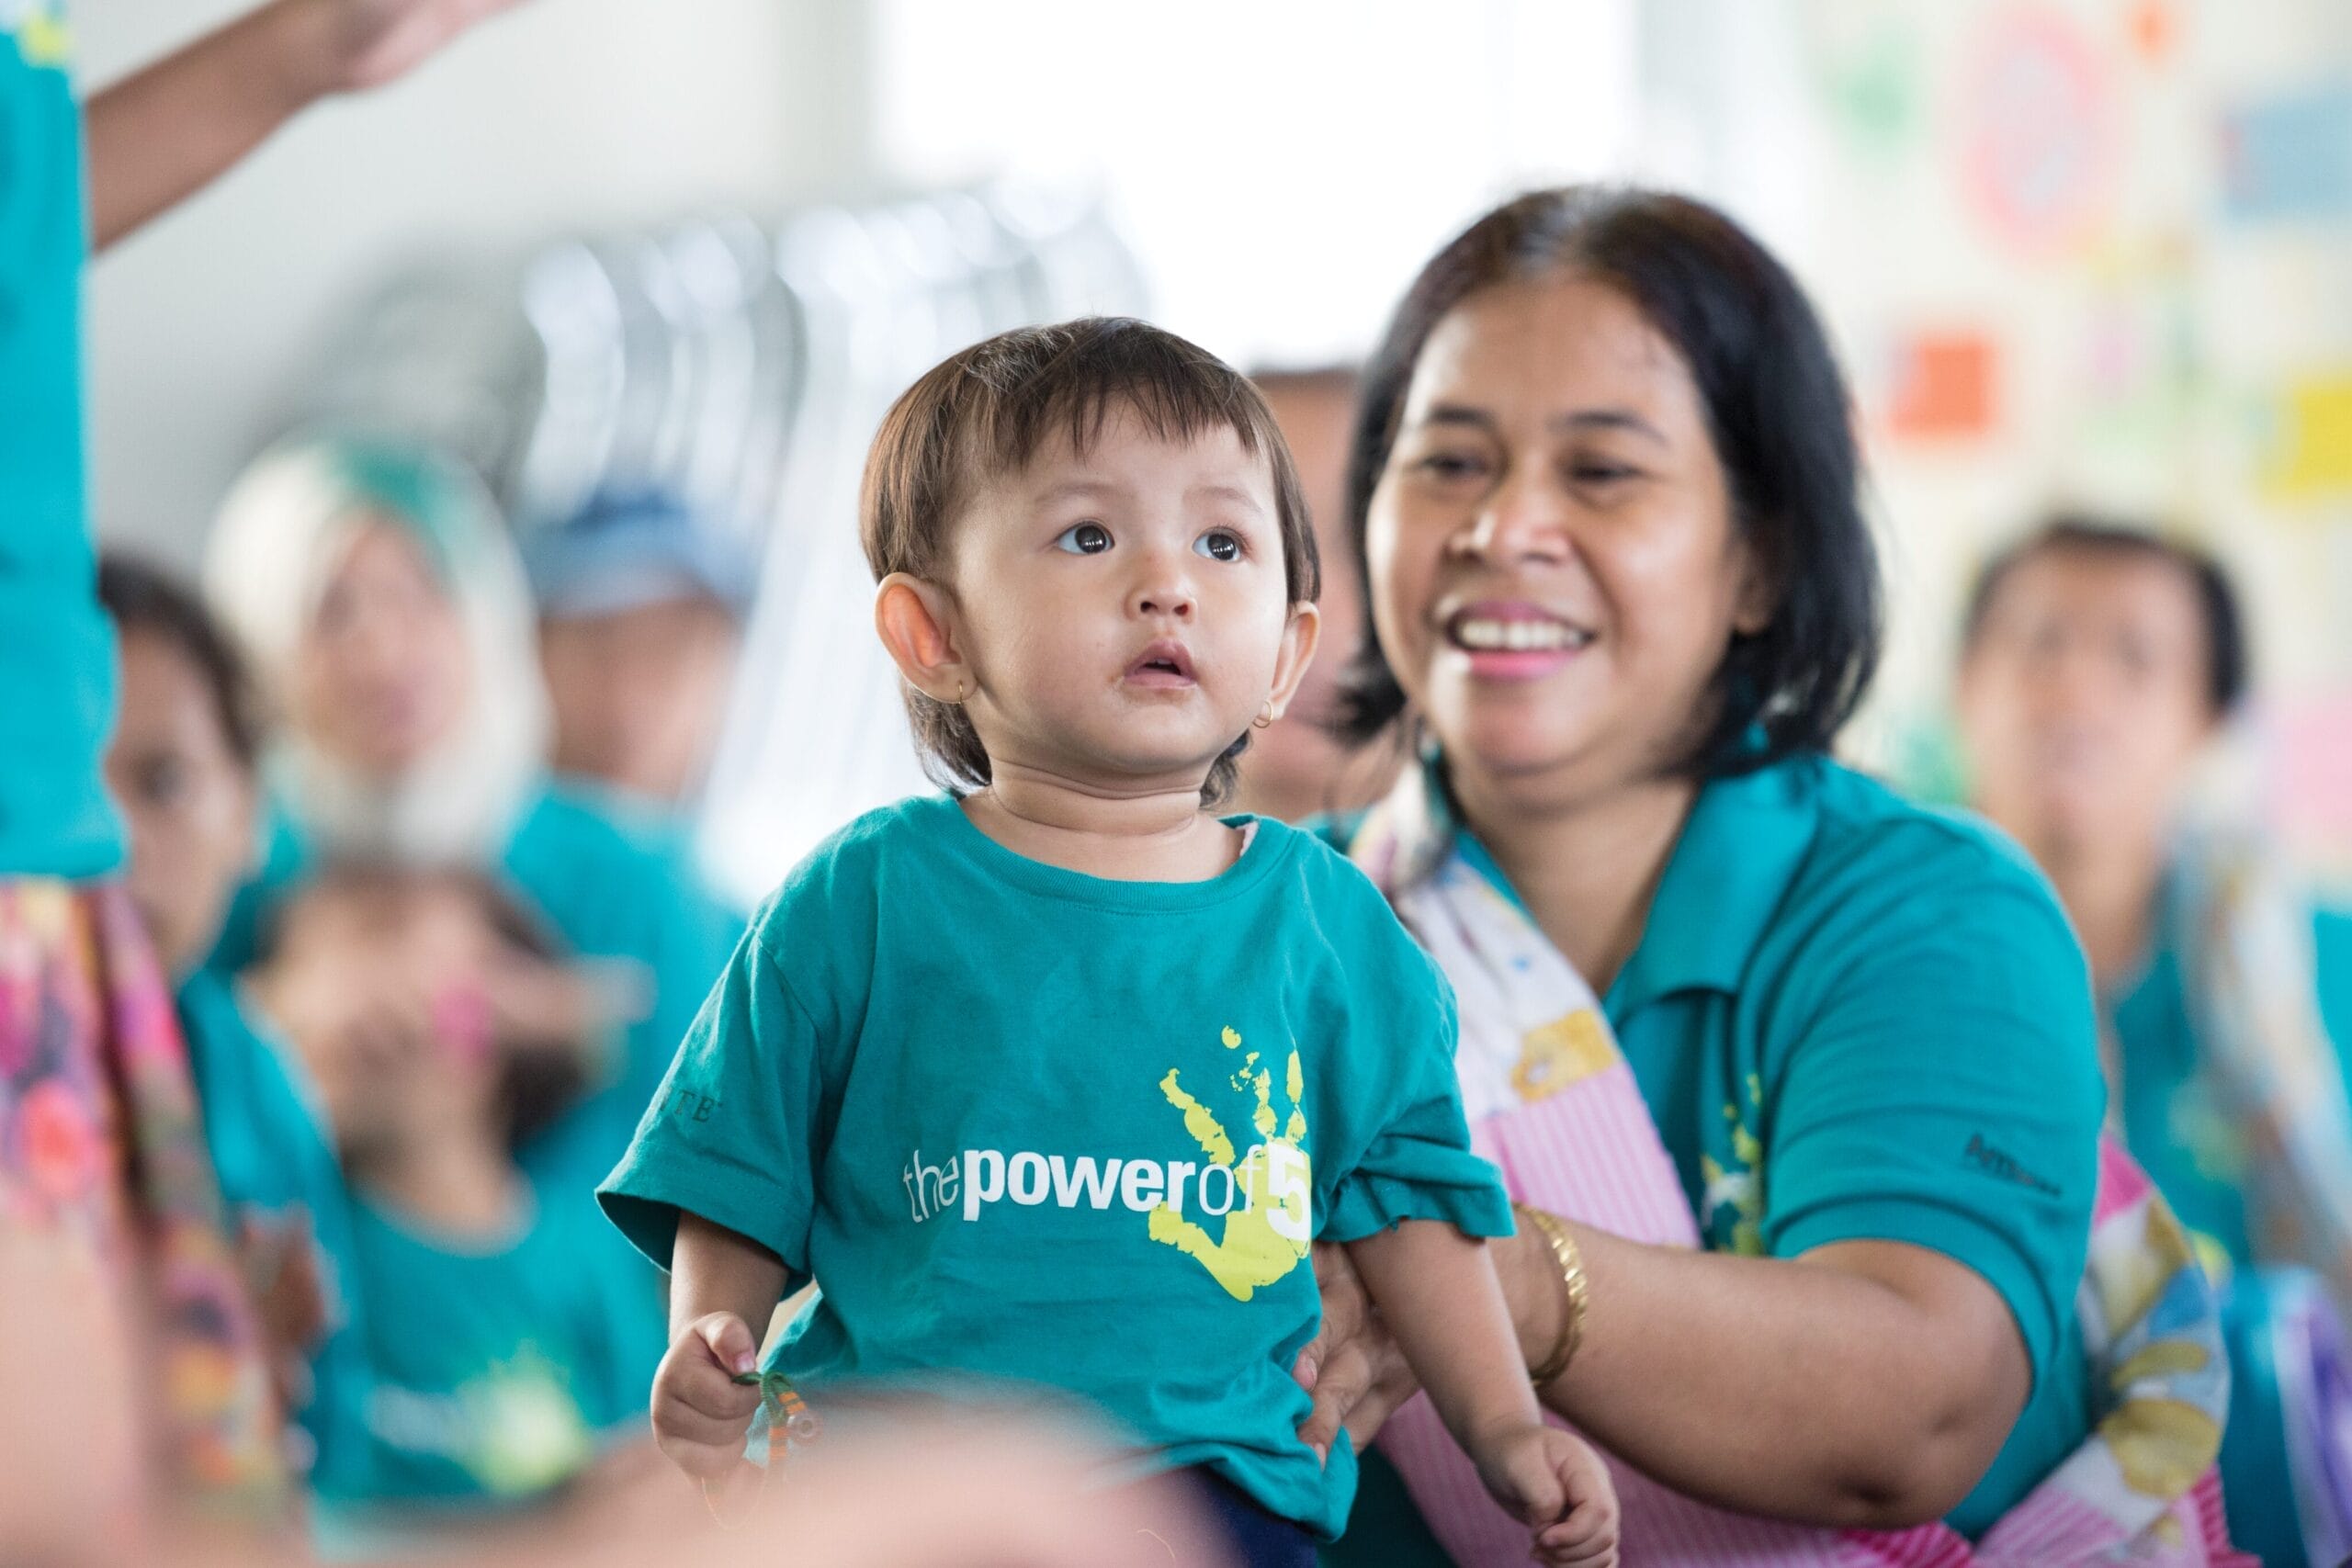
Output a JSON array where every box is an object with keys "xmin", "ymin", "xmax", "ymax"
[
  {"xmin": 281, "ymin": 0, "xmax": 531, "ymax": 95},
  {"xmin": 484, "ymin": 951, "xmax": 650, "ymax": 1062},
  {"xmin": 236, "ymin": 1208, "xmax": 330, "ymax": 1417}
]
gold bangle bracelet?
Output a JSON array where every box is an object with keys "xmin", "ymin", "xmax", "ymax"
[{"xmin": 1514, "ymin": 1202, "xmax": 1589, "ymax": 1388}]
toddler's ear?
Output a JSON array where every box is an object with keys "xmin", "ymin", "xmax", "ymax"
[
  {"xmin": 1261, "ymin": 601, "xmax": 1323, "ymax": 725},
  {"xmin": 875, "ymin": 573, "xmax": 971, "ymax": 701}
]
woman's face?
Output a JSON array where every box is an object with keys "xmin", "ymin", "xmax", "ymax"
[
  {"xmin": 1365, "ymin": 274, "xmax": 1766, "ymax": 801},
  {"xmin": 105, "ymin": 630, "xmax": 257, "ymax": 977},
  {"xmin": 295, "ymin": 520, "xmax": 472, "ymax": 777},
  {"xmin": 1956, "ymin": 547, "xmax": 2216, "ymax": 862}
]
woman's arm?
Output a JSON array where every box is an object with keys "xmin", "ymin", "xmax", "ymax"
[
  {"xmin": 1301, "ymin": 1227, "xmax": 2030, "ymax": 1529},
  {"xmin": 85, "ymin": 0, "xmax": 521, "ymax": 251}
]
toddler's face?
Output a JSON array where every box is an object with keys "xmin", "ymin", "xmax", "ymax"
[{"xmin": 943, "ymin": 408, "xmax": 1316, "ymax": 792}]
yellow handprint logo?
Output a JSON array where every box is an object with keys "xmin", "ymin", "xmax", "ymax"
[{"xmin": 1148, "ymin": 1026, "xmax": 1314, "ymax": 1302}]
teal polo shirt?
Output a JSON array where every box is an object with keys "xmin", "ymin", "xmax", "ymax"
[{"xmin": 1326, "ymin": 752, "xmax": 2104, "ymax": 1553}]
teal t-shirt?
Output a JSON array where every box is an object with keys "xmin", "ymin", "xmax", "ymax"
[
  {"xmin": 1322, "ymin": 755, "xmax": 2104, "ymax": 1554},
  {"xmin": 177, "ymin": 970, "xmax": 374, "ymax": 1496},
  {"xmin": 339, "ymin": 1182, "xmax": 663, "ymax": 1507},
  {"xmin": 598, "ymin": 795, "xmax": 1514, "ymax": 1538},
  {"xmin": 1, "ymin": 5, "xmax": 123, "ymax": 879}
]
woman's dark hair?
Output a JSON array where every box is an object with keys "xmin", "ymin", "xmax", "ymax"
[
  {"xmin": 1961, "ymin": 515, "xmax": 2248, "ymax": 716},
  {"xmin": 1336, "ymin": 186, "xmax": 1883, "ymax": 775},
  {"xmin": 860, "ymin": 316, "xmax": 1320, "ymax": 807},
  {"xmin": 96, "ymin": 551, "xmax": 266, "ymax": 771}
]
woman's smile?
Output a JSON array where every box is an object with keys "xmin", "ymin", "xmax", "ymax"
[{"xmin": 1437, "ymin": 598, "xmax": 1597, "ymax": 682}]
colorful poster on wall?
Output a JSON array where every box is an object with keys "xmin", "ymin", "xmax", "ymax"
[
  {"xmin": 2257, "ymin": 372, "xmax": 2352, "ymax": 503},
  {"xmin": 1960, "ymin": 8, "xmax": 2117, "ymax": 255},
  {"xmin": 2221, "ymin": 84, "xmax": 2352, "ymax": 224},
  {"xmin": 1886, "ymin": 329, "xmax": 1999, "ymax": 442},
  {"xmin": 1810, "ymin": 12, "xmax": 1925, "ymax": 162}
]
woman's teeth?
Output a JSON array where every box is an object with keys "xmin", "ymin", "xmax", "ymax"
[{"xmin": 1451, "ymin": 617, "xmax": 1590, "ymax": 651}]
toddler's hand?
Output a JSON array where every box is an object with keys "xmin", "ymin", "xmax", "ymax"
[
  {"xmin": 1473, "ymin": 1422, "xmax": 1620, "ymax": 1567},
  {"xmin": 650, "ymin": 1312, "xmax": 764, "ymax": 1482}
]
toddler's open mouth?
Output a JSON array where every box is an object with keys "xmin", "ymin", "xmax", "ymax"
[{"xmin": 1125, "ymin": 638, "xmax": 1198, "ymax": 689}]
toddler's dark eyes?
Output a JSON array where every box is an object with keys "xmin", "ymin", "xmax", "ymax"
[
  {"xmin": 1194, "ymin": 531, "xmax": 1242, "ymax": 563},
  {"xmin": 1055, "ymin": 523, "xmax": 1113, "ymax": 555}
]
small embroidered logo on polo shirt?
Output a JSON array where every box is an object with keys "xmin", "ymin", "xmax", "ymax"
[{"xmin": 1962, "ymin": 1133, "xmax": 2060, "ymax": 1195}]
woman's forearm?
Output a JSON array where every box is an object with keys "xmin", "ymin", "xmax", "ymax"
[
  {"xmin": 1508, "ymin": 1224, "xmax": 2030, "ymax": 1528},
  {"xmin": 85, "ymin": 3, "xmax": 337, "ymax": 251}
]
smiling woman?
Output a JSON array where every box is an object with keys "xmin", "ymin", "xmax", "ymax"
[{"xmin": 1306, "ymin": 187, "xmax": 2245, "ymax": 1565}]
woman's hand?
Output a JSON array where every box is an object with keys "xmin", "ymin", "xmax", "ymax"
[
  {"xmin": 1294, "ymin": 1242, "xmax": 1424, "ymax": 1457},
  {"xmin": 271, "ymin": 0, "xmax": 529, "ymax": 98}
]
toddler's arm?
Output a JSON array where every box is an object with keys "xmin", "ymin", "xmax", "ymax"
[
  {"xmin": 649, "ymin": 1211, "xmax": 787, "ymax": 1481},
  {"xmin": 1347, "ymin": 1221, "xmax": 1619, "ymax": 1564}
]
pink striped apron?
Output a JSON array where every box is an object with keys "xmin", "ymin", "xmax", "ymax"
[{"xmin": 1347, "ymin": 770, "xmax": 2250, "ymax": 1567}]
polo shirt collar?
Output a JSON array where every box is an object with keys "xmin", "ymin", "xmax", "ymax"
[
  {"xmin": 1431, "ymin": 750, "xmax": 1823, "ymax": 1010},
  {"xmin": 1606, "ymin": 757, "xmax": 1821, "ymax": 1014}
]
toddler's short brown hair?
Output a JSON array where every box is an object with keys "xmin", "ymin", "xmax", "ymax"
[{"xmin": 859, "ymin": 317, "xmax": 1321, "ymax": 806}]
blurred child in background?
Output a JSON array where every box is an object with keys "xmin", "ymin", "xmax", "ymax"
[{"xmin": 253, "ymin": 865, "xmax": 666, "ymax": 1531}]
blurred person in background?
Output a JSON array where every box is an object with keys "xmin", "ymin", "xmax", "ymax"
[
  {"xmin": 97, "ymin": 554, "xmax": 373, "ymax": 1501},
  {"xmin": 1, "ymin": 0, "xmax": 526, "ymax": 1530},
  {"xmin": 1234, "ymin": 368, "xmax": 1403, "ymax": 822},
  {"xmin": 247, "ymin": 865, "xmax": 666, "ymax": 1541},
  {"xmin": 1957, "ymin": 515, "xmax": 2352, "ymax": 1568},
  {"xmin": 200, "ymin": 436, "xmax": 741, "ymax": 1216},
  {"xmin": 524, "ymin": 489, "xmax": 753, "ymax": 809},
  {"xmin": 197, "ymin": 437, "xmax": 739, "ymax": 1518}
]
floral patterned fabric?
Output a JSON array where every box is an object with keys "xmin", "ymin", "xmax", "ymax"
[{"xmin": 0, "ymin": 878, "xmax": 288, "ymax": 1521}]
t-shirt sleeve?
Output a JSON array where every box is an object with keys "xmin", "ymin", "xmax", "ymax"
[
  {"xmin": 1318, "ymin": 897, "xmax": 1515, "ymax": 1246},
  {"xmin": 597, "ymin": 923, "xmax": 831, "ymax": 1287},
  {"xmin": 1761, "ymin": 823, "xmax": 2105, "ymax": 1394}
]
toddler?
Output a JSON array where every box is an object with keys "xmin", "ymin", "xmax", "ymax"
[{"xmin": 600, "ymin": 319, "xmax": 1617, "ymax": 1565}]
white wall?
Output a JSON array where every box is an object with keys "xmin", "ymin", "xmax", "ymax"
[{"xmin": 82, "ymin": 0, "xmax": 879, "ymax": 567}]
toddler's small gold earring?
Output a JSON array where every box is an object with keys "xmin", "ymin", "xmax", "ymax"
[
  {"xmin": 952, "ymin": 679, "xmax": 968, "ymax": 705},
  {"xmin": 1252, "ymin": 702, "xmax": 1276, "ymax": 730}
]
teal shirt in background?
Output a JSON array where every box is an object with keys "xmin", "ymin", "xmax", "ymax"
[
  {"xmin": 334, "ymin": 1183, "xmax": 662, "ymax": 1508},
  {"xmin": 600, "ymin": 795, "xmax": 1514, "ymax": 1539},
  {"xmin": 0, "ymin": 6, "xmax": 124, "ymax": 880},
  {"xmin": 176, "ymin": 970, "xmax": 375, "ymax": 1497},
  {"xmin": 1322, "ymin": 755, "xmax": 2105, "ymax": 1557},
  {"xmin": 2112, "ymin": 893, "xmax": 2352, "ymax": 1269}
]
